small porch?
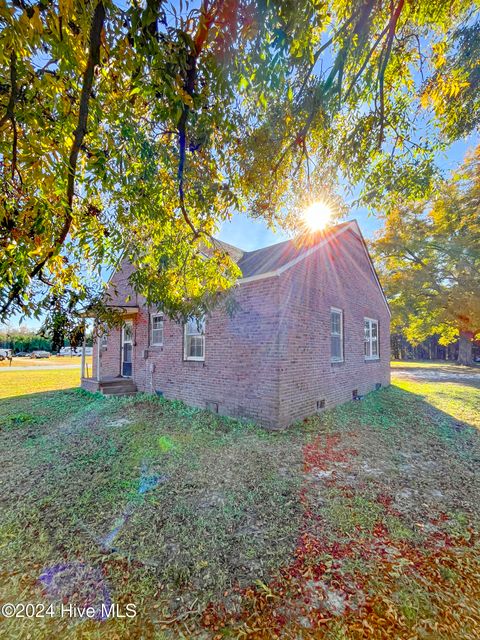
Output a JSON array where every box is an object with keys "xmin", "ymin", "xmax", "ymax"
[
  {"xmin": 79, "ymin": 305, "xmax": 139, "ymax": 396},
  {"xmin": 81, "ymin": 376, "xmax": 137, "ymax": 396}
]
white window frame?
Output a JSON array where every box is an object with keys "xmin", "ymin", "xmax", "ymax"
[
  {"xmin": 364, "ymin": 317, "xmax": 379, "ymax": 360},
  {"xmin": 150, "ymin": 313, "xmax": 164, "ymax": 346},
  {"xmin": 184, "ymin": 316, "xmax": 205, "ymax": 361},
  {"xmin": 330, "ymin": 307, "xmax": 344, "ymax": 363}
]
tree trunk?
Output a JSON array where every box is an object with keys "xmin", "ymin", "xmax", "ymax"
[{"xmin": 457, "ymin": 331, "xmax": 473, "ymax": 365}]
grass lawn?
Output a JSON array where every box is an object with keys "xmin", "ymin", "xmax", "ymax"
[
  {"xmin": 0, "ymin": 367, "xmax": 479, "ymax": 639},
  {"xmin": 0, "ymin": 355, "xmax": 92, "ymax": 368},
  {"xmin": 0, "ymin": 368, "xmax": 82, "ymax": 399}
]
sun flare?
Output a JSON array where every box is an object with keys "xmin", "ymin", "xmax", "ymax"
[{"xmin": 302, "ymin": 200, "xmax": 333, "ymax": 232}]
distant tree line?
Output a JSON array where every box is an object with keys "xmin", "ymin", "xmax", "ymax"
[
  {"xmin": 0, "ymin": 327, "xmax": 92, "ymax": 353},
  {"xmin": 391, "ymin": 333, "xmax": 480, "ymax": 362}
]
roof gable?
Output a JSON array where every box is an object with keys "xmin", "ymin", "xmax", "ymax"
[{"xmin": 234, "ymin": 220, "xmax": 391, "ymax": 317}]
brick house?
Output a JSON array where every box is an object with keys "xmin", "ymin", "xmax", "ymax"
[{"xmin": 82, "ymin": 220, "xmax": 390, "ymax": 428}]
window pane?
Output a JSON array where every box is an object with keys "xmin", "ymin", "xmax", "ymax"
[
  {"xmin": 151, "ymin": 315, "xmax": 163, "ymax": 345},
  {"xmin": 331, "ymin": 335, "xmax": 341, "ymax": 359},
  {"xmin": 186, "ymin": 318, "xmax": 196, "ymax": 335},
  {"xmin": 185, "ymin": 317, "xmax": 205, "ymax": 358},
  {"xmin": 364, "ymin": 320, "xmax": 370, "ymax": 340},
  {"xmin": 371, "ymin": 321, "xmax": 378, "ymax": 338},
  {"xmin": 123, "ymin": 322, "xmax": 132, "ymax": 342},
  {"xmin": 331, "ymin": 312, "xmax": 339, "ymax": 334},
  {"xmin": 186, "ymin": 316, "xmax": 205, "ymax": 336},
  {"xmin": 372, "ymin": 337, "xmax": 378, "ymax": 356},
  {"xmin": 186, "ymin": 334, "xmax": 204, "ymax": 358}
]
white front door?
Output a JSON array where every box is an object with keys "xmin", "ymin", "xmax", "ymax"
[{"xmin": 121, "ymin": 320, "xmax": 133, "ymax": 377}]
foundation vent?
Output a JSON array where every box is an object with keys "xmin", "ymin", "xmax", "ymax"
[
  {"xmin": 316, "ymin": 399, "xmax": 325, "ymax": 410},
  {"xmin": 206, "ymin": 401, "xmax": 219, "ymax": 414}
]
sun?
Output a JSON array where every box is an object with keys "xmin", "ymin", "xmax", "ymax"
[{"xmin": 302, "ymin": 200, "xmax": 333, "ymax": 232}]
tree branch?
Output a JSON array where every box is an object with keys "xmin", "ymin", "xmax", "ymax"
[
  {"xmin": 1, "ymin": 1, "xmax": 106, "ymax": 316},
  {"xmin": 176, "ymin": 0, "xmax": 224, "ymax": 238},
  {"xmin": 377, "ymin": 0, "xmax": 405, "ymax": 147},
  {"xmin": 343, "ymin": 24, "xmax": 389, "ymax": 102},
  {"xmin": 0, "ymin": 52, "xmax": 19, "ymax": 180},
  {"xmin": 0, "ymin": 52, "xmax": 17, "ymax": 129}
]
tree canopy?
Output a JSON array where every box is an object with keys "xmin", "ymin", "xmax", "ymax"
[
  {"xmin": 1, "ymin": 0, "xmax": 479, "ymax": 325},
  {"xmin": 372, "ymin": 146, "xmax": 480, "ymax": 364}
]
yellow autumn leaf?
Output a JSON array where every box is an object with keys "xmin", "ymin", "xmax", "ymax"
[
  {"xmin": 420, "ymin": 92, "xmax": 430, "ymax": 109},
  {"xmin": 176, "ymin": 86, "xmax": 194, "ymax": 108},
  {"xmin": 59, "ymin": 0, "xmax": 74, "ymax": 18},
  {"xmin": 31, "ymin": 6, "xmax": 43, "ymax": 33}
]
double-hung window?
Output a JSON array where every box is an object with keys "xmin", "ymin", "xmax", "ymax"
[
  {"xmin": 151, "ymin": 313, "xmax": 164, "ymax": 346},
  {"xmin": 364, "ymin": 318, "xmax": 379, "ymax": 359},
  {"xmin": 330, "ymin": 308, "xmax": 344, "ymax": 362},
  {"xmin": 184, "ymin": 316, "xmax": 205, "ymax": 361}
]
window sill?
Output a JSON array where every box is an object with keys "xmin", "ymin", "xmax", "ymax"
[
  {"xmin": 365, "ymin": 357, "xmax": 380, "ymax": 362},
  {"xmin": 149, "ymin": 344, "xmax": 164, "ymax": 349},
  {"xmin": 330, "ymin": 359, "xmax": 344, "ymax": 365},
  {"xmin": 184, "ymin": 357, "xmax": 205, "ymax": 362}
]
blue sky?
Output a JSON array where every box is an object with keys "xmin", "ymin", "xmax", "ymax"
[{"xmin": 218, "ymin": 134, "xmax": 478, "ymax": 251}]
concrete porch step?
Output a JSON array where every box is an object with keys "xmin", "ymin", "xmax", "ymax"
[{"xmin": 99, "ymin": 378, "xmax": 137, "ymax": 396}]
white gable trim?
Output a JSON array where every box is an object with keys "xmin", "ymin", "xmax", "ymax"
[
  {"xmin": 350, "ymin": 220, "xmax": 391, "ymax": 317},
  {"xmin": 238, "ymin": 220, "xmax": 391, "ymax": 317},
  {"xmin": 238, "ymin": 222, "xmax": 353, "ymax": 284},
  {"xmin": 238, "ymin": 269, "xmax": 279, "ymax": 284}
]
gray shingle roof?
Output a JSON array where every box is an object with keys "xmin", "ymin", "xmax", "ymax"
[{"xmin": 216, "ymin": 221, "xmax": 352, "ymax": 278}]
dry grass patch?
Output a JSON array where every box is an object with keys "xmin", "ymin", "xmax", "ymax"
[{"xmin": 0, "ymin": 368, "xmax": 82, "ymax": 399}]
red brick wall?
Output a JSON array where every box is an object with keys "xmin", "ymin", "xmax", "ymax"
[
  {"xmin": 93, "ymin": 277, "xmax": 283, "ymax": 428},
  {"xmin": 277, "ymin": 227, "xmax": 390, "ymax": 427},
  {"xmin": 91, "ymin": 226, "xmax": 390, "ymax": 428},
  {"xmin": 137, "ymin": 278, "xmax": 281, "ymax": 427}
]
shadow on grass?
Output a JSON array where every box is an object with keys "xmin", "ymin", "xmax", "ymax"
[
  {"xmin": 0, "ymin": 388, "xmax": 101, "ymax": 431},
  {"xmin": 386, "ymin": 383, "xmax": 480, "ymax": 443}
]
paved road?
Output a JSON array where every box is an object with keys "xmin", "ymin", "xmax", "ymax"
[{"xmin": 0, "ymin": 364, "xmax": 81, "ymax": 372}]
